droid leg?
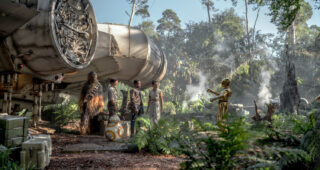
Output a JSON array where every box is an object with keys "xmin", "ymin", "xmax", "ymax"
[
  {"xmin": 2, "ymin": 91, "xmax": 8, "ymax": 113},
  {"xmin": 32, "ymin": 94, "xmax": 38, "ymax": 128},
  {"xmin": 38, "ymin": 84, "xmax": 42, "ymax": 122},
  {"xmin": 7, "ymin": 90, "xmax": 12, "ymax": 115}
]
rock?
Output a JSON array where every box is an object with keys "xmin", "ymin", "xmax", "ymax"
[
  {"xmin": 126, "ymin": 143, "xmax": 139, "ymax": 153},
  {"xmin": 63, "ymin": 142, "xmax": 128, "ymax": 153}
]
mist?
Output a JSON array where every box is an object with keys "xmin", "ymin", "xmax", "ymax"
[
  {"xmin": 183, "ymin": 71, "xmax": 208, "ymax": 109},
  {"xmin": 258, "ymin": 67, "xmax": 272, "ymax": 107}
]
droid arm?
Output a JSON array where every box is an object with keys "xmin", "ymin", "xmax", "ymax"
[
  {"xmin": 207, "ymin": 89, "xmax": 220, "ymax": 96},
  {"xmin": 210, "ymin": 95, "xmax": 224, "ymax": 102},
  {"xmin": 209, "ymin": 90, "xmax": 230, "ymax": 102}
]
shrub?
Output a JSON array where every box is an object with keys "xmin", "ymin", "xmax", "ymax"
[
  {"xmin": 51, "ymin": 100, "xmax": 80, "ymax": 132},
  {"xmin": 163, "ymin": 102, "xmax": 176, "ymax": 115},
  {"xmin": 0, "ymin": 145, "xmax": 20, "ymax": 170},
  {"xmin": 134, "ymin": 115, "xmax": 181, "ymax": 155},
  {"xmin": 301, "ymin": 109, "xmax": 320, "ymax": 163},
  {"xmin": 179, "ymin": 117, "xmax": 250, "ymax": 170},
  {"xmin": 246, "ymin": 146, "xmax": 311, "ymax": 169},
  {"xmin": 272, "ymin": 113, "xmax": 315, "ymax": 135}
]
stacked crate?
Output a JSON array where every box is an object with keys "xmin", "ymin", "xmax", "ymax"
[
  {"xmin": 20, "ymin": 135, "xmax": 52, "ymax": 170},
  {"xmin": 0, "ymin": 115, "xmax": 29, "ymax": 147}
]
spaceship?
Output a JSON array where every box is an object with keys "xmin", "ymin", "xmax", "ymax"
[{"xmin": 0, "ymin": 0, "xmax": 167, "ymax": 124}]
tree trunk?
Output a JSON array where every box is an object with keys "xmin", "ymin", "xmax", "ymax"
[
  {"xmin": 245, "ymin": 0, "xmax": 254, "ymax": 80},
  {"xmin": 252, "ymin": 8, "xmax": 260, "ymax": 52},
  {"xmin": 128, "ymin": 0, "xmax": 136, "ymax": 28},
  {"xmin": 128, "ymin": 0, "xmax": 136, "ymax": 58},
  {"xmin": 245, "ymin": 0, "xmax": 252, "ymax": 60},
  {"xmin": 291, "ymin": 21, "xmax": 296, "ymax": 52},
  {"xmin": 206, "ymin": 4, "xmax": 211, "ymax": 23},
  {"xmin": 279, "ymin": 45, "xmax": 300, "ymax": 114}
]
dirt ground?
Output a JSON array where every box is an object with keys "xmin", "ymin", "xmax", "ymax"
[{"xmin": 30, "ymin": 122, "xmax": 185, "ymax": 170}]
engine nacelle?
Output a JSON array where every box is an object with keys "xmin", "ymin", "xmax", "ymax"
[
  {"xmin": 62, "ymin": 23, "xmax": 167, "ymax": 89},
  {"xmin": 1, "ymin": 0, "xmax": 98, "ymax": 77}
]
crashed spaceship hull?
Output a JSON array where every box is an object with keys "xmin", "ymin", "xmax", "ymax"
[
  {"xmin": 62, "ymin": 23, "xmax": 167, "ymax": 94},
  {"xmin": 0, "ymin": 0, "xmax": 167, "ymax": 112}
]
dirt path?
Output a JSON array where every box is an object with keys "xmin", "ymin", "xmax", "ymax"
[{"xmin": 29, "ymin": 126, "xmax": 185, "ymax": 170}]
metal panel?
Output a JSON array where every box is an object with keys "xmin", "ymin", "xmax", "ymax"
[
  {"xmin": 4, "ymin": 0, "xmax": 98, "ymax": 76},
  {"xmin": 0, "ymin": 0, "xmax": 38, "ymax": 37},
  {"xmin": 62, "ymin": 23, "xmax": 167, "ymax": 89}
]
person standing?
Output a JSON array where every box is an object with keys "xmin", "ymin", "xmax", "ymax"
[
  {"xmin": 128, "ymin": 80, "xmax": 144, "ymax": 136},
  {"xmin": 147, "ymin": 80, "xmax": 163, "ymax": 125},
  {"xmin": 78, "ymin": 71, "xmax": 104, "ymax": 135},
  {"xmin": 107, "ymin": 79, "xmax": 119, "ymax": 119}
]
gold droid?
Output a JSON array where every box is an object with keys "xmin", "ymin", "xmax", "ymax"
[{"xmin": 207, "ymin": 79, "xmax": 232, "ymax": 122}]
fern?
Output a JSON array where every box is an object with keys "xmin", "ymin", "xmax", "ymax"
[
  {"xmin": 134, "ymin": 115, "xmax": 181, "ymax": 155},
  {"xmin": 0, "ymin": 145, "xmax": 21, "ymax": 170},
  {"xmin": 258, "ymin": 127, "xmax": 301, "ymax": 146},
  {"xmin": 301, "ymin": 109, "xmax": 320, "ymax": 162},
  {"xmin": 52, "ymin": 100, "xmax": 80, "ymax": 132},
  {"xmin": 134, "ymin": 130, "xmax": 148, "ymax": 150},
  {"xmin": 247, "ymin": 146, "xmax": 311, "ymax": 169},
  {"xmin": 179, "ymin": 117, "xmax": 250, "ymax": 170}
]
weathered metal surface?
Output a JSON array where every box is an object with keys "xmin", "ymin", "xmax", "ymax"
[
  {"xmin": 1, "ymin": 0, "xmax": 98, "ymax": 76},
  {"xmin": 0, "ymin": 1, "xmax": 167, "ymax": 110},
  {"xmin": 0, "ymin": 0, "xmax": 38, "ymax": 37},
  {"xmin": 63, "ymin": 23, "xmax": 167, "ymax": 89}
]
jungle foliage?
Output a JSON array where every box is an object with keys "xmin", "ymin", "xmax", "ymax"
[
  {"xmin": 0, "ymin": 145, "xmax": 20, "ymax": 170},
  {"xmin": 43, "ymin": 100, "xmax": 80, "ymax": 132},
  {"xmin": 133, "ymin": 107, "xmax": 320, "ymax": 169}
]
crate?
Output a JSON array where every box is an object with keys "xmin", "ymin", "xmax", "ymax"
[
  {"xmin": 33, "ymin": 134, "xmax": 52, "ymax": 155},
  {"xmin": 20, "ymin": 136, "xmax": 51, "ymax": 170},
  {"xmin": 0, "ymin": 115, "xmax": 29, "ymax": 129},
  {"xmin": 121, "ymin": 121, "xmax": 131, "ymax": 138},
  {"xmin": 0, "ymin": 115, "xmax": 29, "ymax": 147}
]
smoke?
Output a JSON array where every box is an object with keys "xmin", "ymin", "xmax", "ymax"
[
  {"xmin": 216, "ymin": 55, "xmax": 235, "ymax": 70},
  {"xmin": 258, "ymin": 66, "xmax": 272, "ymax": 107},
  {"xmin": 182, "ymin": 71, "xmax": 208, "ymax": 109}
]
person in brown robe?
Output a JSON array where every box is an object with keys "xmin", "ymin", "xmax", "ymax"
[
  {"xmin": 78, "ymin": 71, "xmax": 104, "ymax": 135},
  {"xmin": 128, "ymin": 80, "xmax": 144, "ymax": 136}
]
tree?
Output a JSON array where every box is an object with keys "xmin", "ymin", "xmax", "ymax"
[
  {"xmin": 200, "ymin": 0, "xmax": 214, "ymax": 23},
  {"xmin": 136, "ymin": 20, "xmax": 157, "ymax": 38},
  {"xmin": 126, "ymin": 0, "xmax": 149, "ymax": 57},
  {"xmin": 244, "ymin": 0, "xmax": 251, "ymax": 57},
  {"xmin": 248, "ymin": 0, "xmax": 304, "ymax": 31},
  {"xmin": 127, "ymin": 0, "xmax": 149, "ymax": 28},
  {"xmin": 156, "ymin": 9, "xmax": 182, "ymax": 37}
]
